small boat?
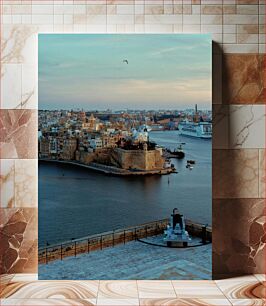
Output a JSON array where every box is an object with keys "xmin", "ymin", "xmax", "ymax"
[
  {"xmin": 167, "ymin": 143, "xmax": 185, "ymax": 159},
  {"xmin": 186, "ymin": 160, "xmax": 194, "ymax": 170}
]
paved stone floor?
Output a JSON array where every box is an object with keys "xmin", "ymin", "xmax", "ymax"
[{"xmin": 38, "ymin": 236, "xmax": 211, "ymax": 280}]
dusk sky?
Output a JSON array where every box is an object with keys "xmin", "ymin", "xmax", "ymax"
[{"xmin": 39, "ymin": 34, "xmax": 212, "ymax": 110}]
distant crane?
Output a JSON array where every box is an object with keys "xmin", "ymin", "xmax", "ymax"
[{"xmin": 123, "ymin": 59, "xmax": 128, "ymax": 64}]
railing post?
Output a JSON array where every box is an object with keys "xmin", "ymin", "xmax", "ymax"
[
  {"xmin": 145, "ymin": 226, "xmax": 148, "ymax": 238},
  {"xmin": 135, "ymin": 228, "xmax": 137, "ymax": 241},
  {"xmin": 201, "ymin": 226, "xmax": 207, "ymax": 244},
  {"xmin": 88, "ymin": 239, "xmax": 90, "ymax": 253},
  {"xmin": 74, "ymin": 241, "xmax": 76, "ymax": 257},
  {"xmin": 61, "ymin": 244, "xmax": 62, "ymax": 260}
]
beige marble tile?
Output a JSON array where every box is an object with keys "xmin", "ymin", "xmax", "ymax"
[
  {"xmin": 202, "ymin": 5, "xmax": 223, "ymax": 15},
  {"xmin": 139, "ymin": 298, "xmax": 232, "ymax": 305},
  {"xmin": 144, "ymin": 14, "xmax": 182, "ymax": 24},
  {"xmin": 254, "ymin": 274, "xmax": 266, "ymax": 283},
  {"xmin": 1, "ymin": 64, "xmax": 22, "ymax": 109},
  {"xmin": 1, "ymin": 281, "xmax": 99, "ymax": 299},
  {"xmin": 0, "ymin": 110, "xmax": 38, "ymax": 159},
  {"xmin": 14, "ymin": 159, "xmax": 37, "ymax": 208},
  {"xmin": 223, "ymin": 33, "xmax": 236, "ymax": 43},
  {"xmin": 172, "ymin": 281, "xmax": 224, "ymax": 299},
  {"xmin": 229, "ymin": 300, "xmax": 266, "ymax": 306},
  {"xmin": 213, "ymin": 149, "xmax": 259, "ymax": 198},
  {"xmin": 0, "ymin": 274, "xmax": 15, "ymax": 296},
  {"xmin": 11, "ymin": 274, "xmax": 38, "ymax": 282},
  {"xmin": 0, "ymin": 299, "xmax": 97, "ymax": 305},
  {"xmin": 237, "ymin": 25, "xmax": 259, "ymax": 34},
  {"xmin": 237, "ymin": 4, "xmax": 259, "ymax": 14},
  {"xmin": 215, "ymin": 276, "xmax": 265, "ymax": 299},
  {"xmin": 0, "ymin": 159, "xmax": 15, "ymax": 208},
  {"xmin": 222, "ymin": 43, "xmax": 258, "ymax": 53},
  {"xmin": 1, "ymin": 25, "xmax": 38, "ymax": 65},
  {"xmin": 223, "ymin": 14, "xmax": 258, "ymax": 25},
  {"xmin": 21, "ymin": 63, "xmax": 38, "ymax": 109},
  {"xmin": 96, "ymin": 299, "xmax": 139, "ymax": 305},
  {"xmin": 98, "ymin": 281, "xmax": 138, "ymax": 299},
  {"xmin": 137, "ymin": 281, "xmax": 176, "ymax": 299},
  {"xmin": 259, "ymin": 149, "xmax": 265, "ymax": 198}
]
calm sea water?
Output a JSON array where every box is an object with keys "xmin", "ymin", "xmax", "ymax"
[{"xmin": 38, "ymin": 131, "xmax": 211, "ymax": 247}]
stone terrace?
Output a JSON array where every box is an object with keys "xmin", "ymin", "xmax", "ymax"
[{"xmin": 39, "ymin": 235, "xmax": 211, "ymax": 280}]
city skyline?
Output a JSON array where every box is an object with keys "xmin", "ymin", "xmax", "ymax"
[{"xmin": 39, "ymin": 34, "xmax": 212, "ymax": 110}]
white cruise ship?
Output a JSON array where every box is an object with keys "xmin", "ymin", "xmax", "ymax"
[{"xmin": 178, "ymin": 121, "xmax": 212, "ymax": 139}]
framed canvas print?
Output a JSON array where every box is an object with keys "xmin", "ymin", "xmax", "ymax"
[
  {"xmin": 0, "ymin": 1, "xmax": 265, "ymax": 304},
  {"xmin": 38, "ymin": 34, "xmax": 212, "ymax": 280}
]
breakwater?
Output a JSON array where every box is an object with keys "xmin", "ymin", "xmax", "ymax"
[
  {"xmin": 39, "ymin": 158, "xmax": 174, "ymax": 176},
  {"xmin": 38, "ymin": 218, "xmax": 211, "ymax": 264}
]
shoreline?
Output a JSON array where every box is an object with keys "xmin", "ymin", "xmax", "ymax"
[{"xmin": 39, "ymin": 158, "xmax": 175, "ymax": 176}]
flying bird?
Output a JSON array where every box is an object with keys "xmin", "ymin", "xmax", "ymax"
[{"xmin": 123, "ymin": 59, "xmax": 128, "ymax": 64}]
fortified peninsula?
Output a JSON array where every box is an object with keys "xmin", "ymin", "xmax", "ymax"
[{"xmin": 38, "ymin": 109, "xmax": 211, "ymax": 175}]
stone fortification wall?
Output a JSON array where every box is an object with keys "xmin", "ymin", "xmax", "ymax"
[{"xmin": 112, "ymin": 148, "xmax": 164, "ymax": 171}]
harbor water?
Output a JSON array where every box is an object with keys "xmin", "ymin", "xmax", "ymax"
[{"xmin": 38, "ymin": 131, "xmax": 211, "ymax": 247}]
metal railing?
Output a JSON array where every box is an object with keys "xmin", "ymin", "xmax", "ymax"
[{"xmin": 38, "ymin": 218, "xmax": 169, "ymax": 264}]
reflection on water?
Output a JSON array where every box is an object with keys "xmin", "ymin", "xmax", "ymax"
[{"xmin": 39, "ymin": 131, "xmax": 211, "ymax": 247}]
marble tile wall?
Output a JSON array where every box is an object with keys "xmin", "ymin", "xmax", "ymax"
[{"xmin": 0, "ymin": 0, "xmax": 265, "ymax": 280}]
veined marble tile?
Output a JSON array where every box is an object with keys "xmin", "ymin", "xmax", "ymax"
[
  {"xmin": 1, "ymin": 281, "xmax": 99, "ymax": 299},
  {"xmin": 0, "ymin": 208, "xmax": 38, "ymax": 274},
  {"xmin": 1, "ymin": 64, "xmax": 22, "ymax": 109},
  {"xmin": 98, "ymin": 281, "xmax": 138, "ymax": 299},
  {"xmin": 213, "ymin": 149, "xmax": 259, "ymax": 198},
  {"xmin": 139, "ymin": 298, "xmax": 232, "ymax": 305},
  {"xmin": 14, "ymin": 159, "xmax": 37, "ymax": 208},
  {"xmin": 144, "ymin": 24, "xmax": 174, "ymax": 33},
  {"xmin": 172, "ymin": 281, "xmax": 224, "ymax": 298},
  {"xmin": 254, "ymin": 274, "xmax": 266, "ymax": 283},
  {"xmin": 0, "ymin": 274, "xmax": 15, "ymax": 296},
  {"xmin": 0, "ymin": 110, "xmax": 37, "ymax": 159},
  {"xmin": 0, "ymin": 159, "xmax": 37, "ymax": 208},
  {"xmin": 230, "ymin": 300, "xmax": 266, "ymax": 306},
  {"xmin": 237, "ymin": 25, "xmax": 259, "ymax": 34},
  {"xmin": 21, "ymin": 63, "xmax": 38, "ymax": 109},
  {"xmin": 144, "ymin": 14, "xmax": 182, "ymax": 24},
  {"xmin": 259, "ymin": 149, "xmax": 265, "ymax": 198},
  {"xmin": 137, "ymin": 281, "xmax": 176, "ymax": 298},
  {"xmin": 222, "ymin": 54, "xmax": 264, "ymax": 104},
  {"xmin": 201, "ymin": 5, "xmax": 223, "ymax": 15},
  {"xmin": 228, "ymin": 105, "xmax": 265, "ymax": 149},
  {"xmin": 215, "ymin": 279, "xmax": 265, "ymax": 299},
  {"xmin": 0, "ymin": 160, "xmax": 15, "ymax": 208},
  {"xmin": 11, "ymin": 274, "xmax": 38, "ymax": 282},
  {"xmin": 96, "ymin": 299, "xmax": 139, "ymax": 305},
  {"xmin": 222, "ymin": 44, "xmax": 259, "ymax": 54},
  {"xmin": 213, "ymin": 199, "xmax": 266, "ymax": 278},
  {"xmin": 0, "ymin": 299, "xmax": 97, "ymax": 305},
  {"xmin": 1, "ymin": 25, "xmax": 38, "ymax": 65}
]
